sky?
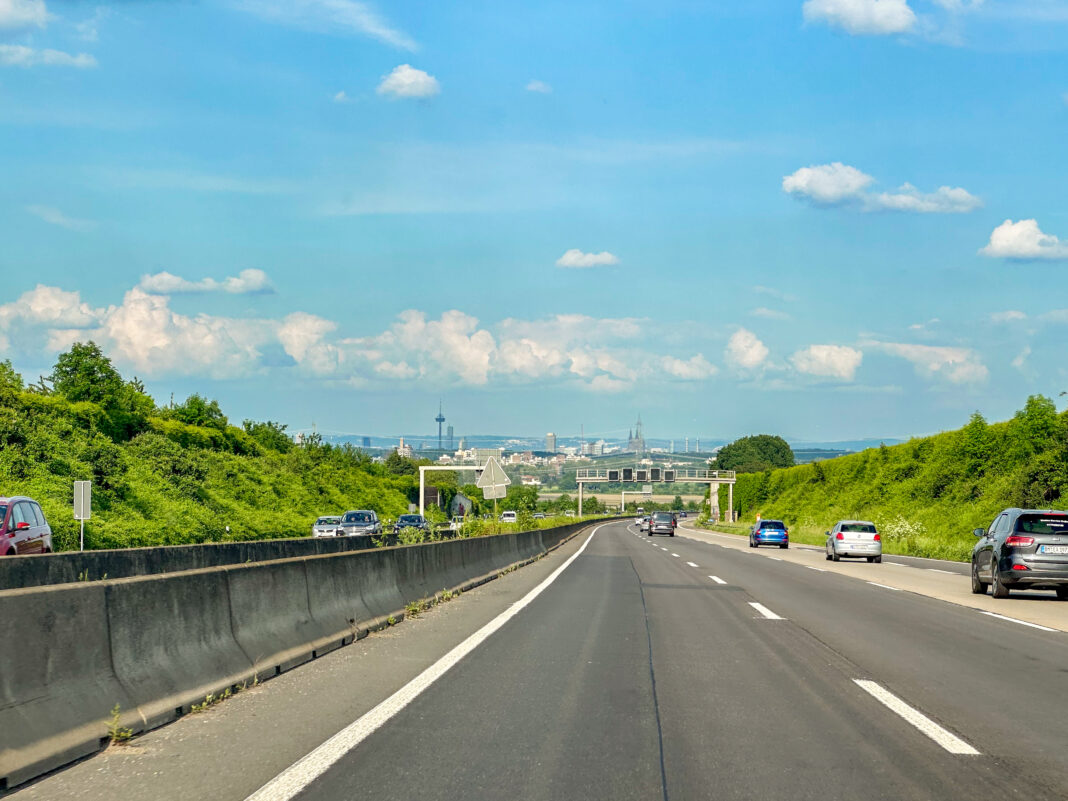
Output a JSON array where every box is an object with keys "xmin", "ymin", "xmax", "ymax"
[{"xmin": 1, "ymin": 0, "xmax": 1066, "ymax": 444}]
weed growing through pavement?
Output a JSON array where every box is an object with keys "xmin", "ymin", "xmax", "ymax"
[{"xmin": 107, "ymin": 704, "xmax": 133, "ymax": 745}]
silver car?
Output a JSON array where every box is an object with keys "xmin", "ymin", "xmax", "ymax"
[
  {"xmin": 339, "ymin": 510, "xmax": 382, "ymax": 536},
  {"xmin": 826, "ymin": 520, "xmax": 881, "ymax": 563},
  {"xmin": 311, "ymin": 516, "xmax": 342, "ymax": 537}
]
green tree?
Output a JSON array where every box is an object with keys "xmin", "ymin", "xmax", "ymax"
[
  {"xmin": 715, "ymin": 434, "xmax": 794, "ymax": 473},
  {"xmin": 671, "ymin": 494, "xmax": 684, "ymax": 510},
  {"xmin": 384, "ymin": 450, "xmax": 419, "ymax": 476},
  {"xmin": 49, "ymin": 342, "xmax": 154, "ymax": 441},
  {"xmin": 243, "ymin": 420, "xmax": 293, "ymax": 452},
  {"xmin": 168, "ymin": 394, "xmax": 228, "ymax": 430}
]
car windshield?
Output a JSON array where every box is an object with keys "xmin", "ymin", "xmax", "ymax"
[
  {"xmin": 316, "ymin": 517, "xmax": 341, "ymax": 525},
  {"xmin": 343, "ymin": 512, "xmax": 372, "ymax": 524},
  {"xmin": 653, "ymin": 512, "xmax": 672, "ymax": 521},
  {"xmin": 759, "ymin": 521, "xmax": 786, "ymax": 530},
  {"xmin": 841, "ymin": 523, "xmax": 877, "ymax": 533},
  {"xmin": 1016, "ymin": 514, "xmax": 1068, "ymax": 535},
  {"xmin": 398, "ymin": 515, "xmax": 422, "ymax": 524}
]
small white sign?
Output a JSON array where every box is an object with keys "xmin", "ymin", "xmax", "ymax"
[
  {"xmin": 74, "ymin": 481, "xmax": 91, "ymax": 521},
  {"xmin": 476, "ymin": 457, "xmax": 511, "ymax": 500}
]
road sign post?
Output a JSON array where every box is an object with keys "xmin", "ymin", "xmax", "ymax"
[
  {"xmin": 476, "ymin": 457, "xmax": 511, "ymax": 531},
  {"xmin": 74, "ymin": 481, "xmax": 91, "ymax": 552}
]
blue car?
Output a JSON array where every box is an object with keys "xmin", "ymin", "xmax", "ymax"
[{"xmin": 749, "ymin": 519, "xmax": 789, "ymax": 549}]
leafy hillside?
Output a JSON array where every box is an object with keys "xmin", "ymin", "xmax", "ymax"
[
  {"xmin": 0, "ymin": 347, "xmax": 417, "ymax": 550},
  {"xmin": 715, "ymin": 396, "xmax": 1068, "ymax": 561}
]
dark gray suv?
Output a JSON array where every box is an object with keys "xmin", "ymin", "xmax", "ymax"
[
  {"xmin": 648, "ymin": 511, "xmax": 676, "ymax": 537},
  {"xmin": 972, "ymin": 508, "xmax": 1068, "ymax": 599}
]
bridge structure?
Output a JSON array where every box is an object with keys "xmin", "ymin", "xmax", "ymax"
[{"xmin": 574, "ymin": 467, "xmax": 736, "ymax": 519}]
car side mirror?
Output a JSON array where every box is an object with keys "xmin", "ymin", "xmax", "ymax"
[
  {"xmin": 15, "ymin": 522, "xmax": 30, "ymax": 531},
  {"xmin": 972, "ymin": 528, "xmax": 985, "ymax": 538}
]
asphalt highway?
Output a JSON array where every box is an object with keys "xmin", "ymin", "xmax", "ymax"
[{"xmin": 14, "ymin": 520, "xmax": 1068, "ymax": 800}]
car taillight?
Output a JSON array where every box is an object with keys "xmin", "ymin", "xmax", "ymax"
[
  {"xmin": 835, "ymin": 532, "xmax": 844, "ymax": 540},
  {"xmin": 1012, "ymin": 564, "xmax": 1030, "ymax": 571},
  {"xmin": 1005, "ymin": 535, "xmax": 1034, "ymax": 547},
  {"xmin": 873, "ymin": 533, "xmax": 881, "ymax": 541}
]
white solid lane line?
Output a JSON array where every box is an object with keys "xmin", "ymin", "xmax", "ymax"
[
  {"xmin": 243, "ymin": 525, "xmax": 606, "ymax": 801},
  {"xmin": 709, "ymin": 576, "xmax": 727, "ymax": 585},
  {"xmin": 927, "ymin": 569, "xmax": 956, "ymax": 575},
  {"xmin": 806, "ymin": 566, "xmax": 827, "ymax": 572},
  {"xmin": 980, "ymin": 611, "xmax": 1057, "ymax": 632},
  {"xmin": 767, "ymin": 556, "xmax": 783, "ymax": 561},
  {"xmin": 852, "ymin": 680, "xmax": 980, "ymax": 755},
  {"xmin": 686, "ymin": 561, "xmax": 698, "ymax": 568},
  {"xmin": 867, "ymin": 582, "xmax": 903, "ymax": 591},
  {"xmin": 748, "ymin": 602, "xmax": 785, "ymax": 620},
  {"xmin": 885, "ymin": 562, "xmax": 908, "ymax": 567}
]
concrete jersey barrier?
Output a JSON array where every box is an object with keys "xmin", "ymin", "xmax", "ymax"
[{"xmin": 0, "ymin": 519, "xmax": 616, "ymax": 790}]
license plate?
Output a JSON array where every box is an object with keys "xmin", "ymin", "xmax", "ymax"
[{"xmin": 1040, "ymin": 545, "xmax": 1068, "ymax": 554}]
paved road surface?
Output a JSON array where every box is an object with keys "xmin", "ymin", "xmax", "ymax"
[{"xmin": 14, "ymin": 521, "xmax": 1068, "ymax": 800}]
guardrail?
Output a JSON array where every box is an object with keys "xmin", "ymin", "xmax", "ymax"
[
  {"xmin": 575, "ymin": 468, "xmax": 736, "ymax": 481},
  {"xmin": 0, "ymin": 518, "xmax": 621, "ymax": 790}
]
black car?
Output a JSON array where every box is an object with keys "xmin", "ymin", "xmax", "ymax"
[
  {"xmin": 393, "ymin": 514, "xmax": 430, "ymax": 535},
  {"xmin": 648, "ymin": 511, "xmax": 676, "ymax": 537},
  {"xmin": 972, "ymin": 508, "xmax": 1068, "ymax": 599}
]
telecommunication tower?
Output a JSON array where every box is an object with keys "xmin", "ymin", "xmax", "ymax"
[{"xmin": 435, "ymin": 401, "xmax": 446, "ymax": 450}]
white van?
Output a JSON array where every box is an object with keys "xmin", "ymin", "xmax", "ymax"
[{"xmin": 499, "ymin": 511, "xmax": 518, "ymax": 523}]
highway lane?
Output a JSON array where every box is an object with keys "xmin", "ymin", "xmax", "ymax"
[{"xmin": 263, "ymin": 520, "xmax": 1065, "ymax": 801}]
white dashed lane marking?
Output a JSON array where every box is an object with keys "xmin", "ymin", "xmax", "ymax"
[
  {"xmin": 748, "ymin": 602, "xmax": 784, "ymax": 620},
  {"xmin": 686, "ymin": 561, "xmax": 698, "ymax": 568},
  {"xmin": 708, "ymin": 576, "xmax": 726, "ymax": 585},
  {"xmin": 853, "ymin": 680, "xmax": 980, "ymax": 755}
]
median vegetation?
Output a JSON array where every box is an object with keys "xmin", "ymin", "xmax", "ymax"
[{"xmin": 706, "ymin": 396, "xmax": 1068, "ymax": 561}]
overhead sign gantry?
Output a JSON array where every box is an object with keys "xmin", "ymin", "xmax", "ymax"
[{"xmin": 574, "ymin": 467, "xmax": 736, "ymax": 520}]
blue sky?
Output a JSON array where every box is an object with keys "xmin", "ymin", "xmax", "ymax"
[{"xmin": 1, "ymin": 0, "xmax": 1066, "ymax": 443}]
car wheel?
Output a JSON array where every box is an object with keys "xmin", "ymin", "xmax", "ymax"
[
  {"xmin": 991, "ymin": 560, "xmax": 1010, "ymax": 598},
  {"xmin": 825, "ymin": 547, "xmax": 832, "ymax": 561},
  {"xmin": 970, "ymin": 559, "xmax": 987, "ymax": 595},
  {"xmin": 647, "ymin": 531, "xmax": 652, "ymax": 537},
  {"xmin": 669, "ymin": 532, "xmax": 674, "ymax": 537},
  {"xmin": 831, "ymin": 547, "xmax": 840, "ymax": 562},
  {"xmin": 780, "ymin": 543, "xmax": 788, "ymax": 550},
  {"xmin": 873, "ymin": 555, "xmax": 881, "ymax": 564},
  {"xmin": 867, "ymin": 556, "xmax": 875, "ymax": 563},
  {"xmin": 749, "ymin": 539, "xmax": 756, "ymax": 548},
  {"xmin": 1056, "ymin": 586, "xmax": 1068, "ymax": 600}
]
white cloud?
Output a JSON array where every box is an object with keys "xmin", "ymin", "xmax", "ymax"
[
  {"xmin": 76, "ymin": 7, "xmax": 109, "ymax": 42},
  {"xmin": 278, "ymin": 312, "xmax": 341, "ymax": 375},
  {"xmin": 871, "ymin": 341, "xmax": 988, "ymax": 383},
  {"xmin": 979, "ymin": 219, "xmax": 1068, "ymax": 260},
  {"xmin": 235, "ymin": 0, "xmax": 417, "ymax": 50},
  {"xmin": 752, "ymin": 307, "xmax": 791, "ymax": 320},
  {"xmin": 783, "ymin": 162, "xmax": 979, "ymax": 212},
  {"xmin": 0, "ymin": 280, "xmax": 720, "ymax": 390},
  {"xmin": 990, "ymin": 310, "xmax": 1026, "ymax": 323},
  {"xmin": 725, "ymin": 328, "xmax": 769, "ymax": 370},
  {"xmin": 26, "ymin": 205, "xmax": 95, "ymax": 232},
  {"xmin": 376, "ymin": 64, "xmax": 439, "ymax": 98},
  {"xmin": 791, "ymin": 344, "xmax": 863, "ymax": 380},
  {"xmin": 556, "ymin": 249, "xmax": 620, "ymax": 268},
  {"xmin": 0, "ymin": 0, "xmax": 49, "ymax": 30},
  {"xmin": 106, "ymin": 168, "xmax": 292, "ymax": 194},
  {"xmin": 0, "ymin": 285, "xmax": 100, "ymax": 332},
  {"xmin": 783, "ymin": 162, "xmax": 873, "ymax": 205},
  {"xmin": 333, "ymin": 90, "xmax": 350, "ymax": 103},
  {"xmin": 526, "ymin": 79, "xmax": 552, "ymax": 93},
  {"xmin": 100, "ymin": 289, "xmax": 270, "ymax": 378},
  {"xmin": 1011, "ymin": 346, "xmax": 1030, "ymax": 370},
  {"xmin": 0, "ymin": 45, "xmax": 97, "ymax": 68},
  {"xmin": 802, "ymin": 0, "xmax": 916, "ymax": 35},
  {"xmin": 870, "ymin": 183, "xmax": 982, "ymax": 213},
  {"xmin": 662, "ymin": 354, "xmax": 717, "ymax": 380},
  {"xmin": 138, "ymin": 269, "xmax": 273, "ymax": 295},
  {"xmin": 754, "ymin": 285, "xmax": 798, "ymax": 303}
]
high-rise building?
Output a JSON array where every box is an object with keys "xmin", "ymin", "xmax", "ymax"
[
  {"xmin": 546, "ymin": 432, "xmax": 557, "ymax": 453},
  {"xmin": 361, "ymin": 436, "xmax": 371, "ymax": 448},
  {"xmin": 446, "ymin": 425, "xmax": 454, "ymax": 451}
]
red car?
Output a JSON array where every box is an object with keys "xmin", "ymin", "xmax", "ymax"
[{"xmin": 1, "ymin": 496, "xmax": 54, "ymax": 555}]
